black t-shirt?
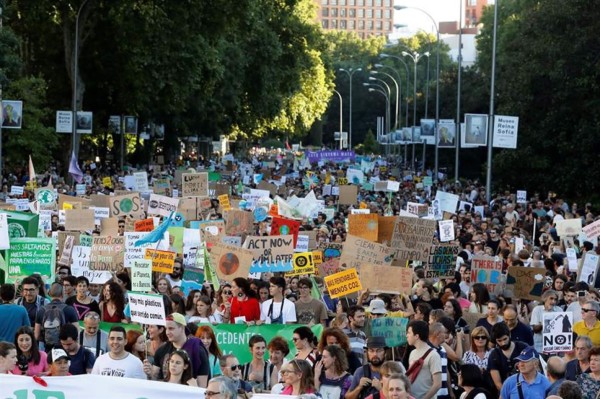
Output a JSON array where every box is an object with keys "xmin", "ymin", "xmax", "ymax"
[
  {"xmin": 67, "ymin": 345, "xmax": 96, "ymax": 375},
  {"xmin": 487, "ymin": 341, "xmax": 529, "ymax": 381},
  {"xmin": 153, "ymin": 337, "xmax": 210, "ymax": 380},
  {"xmin": 65, "ymin": 296, "xmax": 101, "ymax": 321}
]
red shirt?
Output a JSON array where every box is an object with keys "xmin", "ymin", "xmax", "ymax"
[{"xmin": 229, "ymin": 297, "xmax": 260, "ymax": 323}]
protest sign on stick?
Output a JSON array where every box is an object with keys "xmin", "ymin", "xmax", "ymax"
[{"xmin": 129, "ymin": 292, "xmax": 166, "ymax": 326}]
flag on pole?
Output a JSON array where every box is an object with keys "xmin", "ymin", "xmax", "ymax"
[
  {"xmin": 68, "ymin": 151, "xmax": 84, "ymax": 183},
  {"xmin": 28, "ymin": 155, "xmax": 36, "ymax": 183},
  {"xmin": 134, "ymin": 212, "xmax": 174, "ymax": 247}
]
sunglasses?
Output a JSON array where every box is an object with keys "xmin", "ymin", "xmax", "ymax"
[
  {"xmin": 582, "ymin": 308, "xmax": 596, "ymax": 313},
  {"xmin": 223, "ymin": 290, "xmax": 232, "ymax": 295},
  {"xmin": 227, "ymin": 365, "xmax": 242, "ymax": 371},
  {"xmin": 474, "ymin": 336, "xmax": 487, "ymax": 340},
  {"xmin": 205, "ymin": 391, "xmax": 221, "ymax": 398}
]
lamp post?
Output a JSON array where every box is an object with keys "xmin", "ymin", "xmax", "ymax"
[
  {"xmin": 370, "ymin": 70, "xmax": 399, "ymax": 131},
  {"xmin": 402, "ymin": 51, "xmax": 429, "ymax": 170},
  {"xmin": 367, "ymin": 88, "xmax": 390, "ymax": 151},
  {"xmin": 373, "ymin": 65, "xmax": 403, "ymax": 128},
  {"xmin": 338, "ymin": 68, "xmax": 362, "ymax": 149},
  {"xmin": 456, "ymin": 0, "xmax": 463, "ymax": 181},
  {"xmin": 485, "ymin": 0, "xmax": 499, "ymax": 202},
  {"xmin": 333, "ymin": 90, "xmax": 343, "ymax": 150},
  {"xmin": 395, "ymin": 5, "xmax": 441, "ymax": 177},
  {"xmin": 379, "ymin": 54, "xmax": 410, "ymax": 133},
  {"xmin": 71, "ymin": 0, "xmax": 89, "ymax": 167}
]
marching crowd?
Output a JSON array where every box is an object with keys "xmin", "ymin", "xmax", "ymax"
[{"xmin": 0, "ymin": 153, "xmax": 598, "ymax": 399}]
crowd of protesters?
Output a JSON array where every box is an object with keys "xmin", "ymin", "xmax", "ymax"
[{"xmin": 0, "ymin": 151, "xmax": 597, "ymax": 399}]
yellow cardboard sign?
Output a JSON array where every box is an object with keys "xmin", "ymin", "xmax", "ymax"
[
  {"xmin": 324, "ymin": 268, "xmax": 363, "ymax": 299},
  {"xmin": 102, "ymin": 177, "xmax": 113, "ymax": 188},
  {"xmin": 218, "ymin": 194, "xmax": 231, "ymax": 211},
  {"xmin": 286, "ymin": 252, "xmax": 315, "ymax": 277},
  {"xmin": 145, "ymin": 249, "xmax": 176, "ymax": 273},
  {"xmin": 63, "ymin": 202, "xmax": 74, "ymax": 210},
  {"xmin": 312, "ymin": 250, "xmax": 323, "ymax": 265},
  {"xmin": 338, "ymin": 177, "xmax": 348, "ymax": 185}
]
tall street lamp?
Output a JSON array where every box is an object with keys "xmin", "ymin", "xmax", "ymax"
[
  {"xmin": 395, "ymin": 5, "xmax": 441, "ymax": 177},
  {"xmin": 332, "ymin": 90, "xmax": 343, "ymax": 150},
  {"xmin": 338, "ymin": 68, "xmax": 362, "ymax": 149},
  {"xmin": 367, "ymin": 88, "xmax": 390, "ymax": 150},
  {"xmin": 380, "ymin": 54, "xmax": 410, "ymax": 134},
  {"xmin": 370, "ymin": 70, "xmax": 399, "ymax": 131},
  {"xmin": 373, "ymin": 65, "xmax": 403, "ymax": 128},
  {"xmin": 402, "ymin": 51, "xmax": 429, "ymax": 170},
  {"xmin": 71, "ymin": 0, "xmax": 90, "ymax": 164}
]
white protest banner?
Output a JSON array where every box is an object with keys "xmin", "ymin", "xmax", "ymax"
[
  {"xmin": 493, "ymin": 115, "xmax": 519, "ymax": 149},
  {"xmin": 350, "ymin": 209, "xmax": 370, "ymax": 214},
  {"xmin": 124, "ymin": 231, "xmax": 169, "ymax": 268},
  {"xmin": 566, "ymin": 248, "xmax": 578, "ymax": 273},
  {"xmin": 438, "ymin": 220, "xmax": 455, "ymax": 242},
  {"xmin": 435, "ymin": 191, "xmax": 459, "ymax": 214},
  {"xmin": 133, "ymin": 171, "xmax": 149, "ymax": 192},
  {"xmin": 56, "ymin": 110, "xmax": 73, "ymax": 133},
  {"xmin": 10, "ymin": 185, "xmax": 23, "ymax": 196},
  {"xmin": 556, "ymin": 218, "xmax": 583, "ymax": 237},
  {"xmin": 542, "ymin": 311, "xmax": 573, "ymax": 353},
  {"xmin": 182, "ymin": 172, "xmax": 208, "ymax": 197},
  {"xmin": 583, "ymin": 219, "xmax": 600, "ymax": 240},
  {"xmin": 517, "ymin": 190, "xmax": 527, "ymax": 204},
  {"xmin": 132, "ymin": 259, "xmax": 153, "ymax": 292},
  {"xmin": 0, "ymin": 213, "xmax": 9, "ymax": 249},
  {"xmin": 346, "ymin": 168, "xmax": 364, "ymax": 185},
  {"xmin": 579, "ymin": 252, "xmax": 600, "ymax": 285},
  {"xmin": 295, "ymin": 235, "xmax": 309, "ymax": 252},
  {"xmin": 147, "ymin": 193, "xmax": 179, "ymax": 217},
  {"xmin": 123, "ymin": 175, "xmax": 136, "ymax": 190},
  {"xmin": 129, "ymin": 292, "xmax": 166, "ymax": 326},
  {"xmin": 71, "ymin": 245, "xmax": 91, "ymax": 276}
]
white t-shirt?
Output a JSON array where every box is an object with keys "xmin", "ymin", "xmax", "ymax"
[
  {"xmin": 188, "ymin": 313, "xmax": 222, "ymax": 324},
  {"xmin": 91, "ymin": 352, "xmax": 146, "ymax": 379},
  {"xmin": 460, "ymin": 392, "xmax": 486, "ymax": 399},
  {"xmin": 260, "ymin": 298, "xmax": 297, "ymax": 324},
  {"xmin": 164, "ymin": 274, "xmax": 182, "ymax": 288}
]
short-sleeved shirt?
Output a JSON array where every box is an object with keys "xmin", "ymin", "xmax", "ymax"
[
  {"xmin": 153, "ymin": 337, "xmax": 210, "ymax": 380},
  {"xmin": 487, "ymin": 341, "xmax": 529, "ymax": 382},
  {"xmin": 229, "ymin": 297, "xmax": 261, "ymax": 323},
  {"xmin": 260, "ymin": 298, "xmax": 297, "ymax": 324},
  {"xmin": 66, "ymin": 345, "xmax": 96, "ymax": 375},
  {"xmin": 530, "ymin": 305, "xmax": 562, "ymax": 352},
  {"xmin": 65, "ymin": 296, "xmax": 101, "ymax": 321},
  {"xmin": 91, "ymin": 352, "xmax": 145, "ymax": 379},
  {"xmin": 34, "ymin": 300, "xmax": 79, "ymax": 343},
  {"xmin": 294, "ymin": 298, "xmax": 328, "ymax": 325},
  {"xmin": 509, "ymin": 322, "xmax": 534, "ymax": 346},
  {"xmin": 0, "ymin": 304, "xmax": 30, "ymax": 342},
  {"xmin": 409, "ymin": 345, "xmax": 442, "ymax": 399},
  {"xmin": 573, "ymin": 320, "xmax": 600, "ymax": 347},
  {"xmin": 348, "ymin": 364, "xmax": 381, "ymax": 398},
  {"xmin": 344, "ymin": 328, "xmax": 367, "ymax": 360},
  {"xmin": 500, "ymin": 372, "xmax": 551, "ymax": 399}
]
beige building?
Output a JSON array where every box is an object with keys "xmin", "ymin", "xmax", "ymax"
[{"xmin": 315, "ymin": 0, "xmax": 394, "ymax": 39}]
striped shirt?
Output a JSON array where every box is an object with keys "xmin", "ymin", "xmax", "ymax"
[
  {"xmin": 343, "ymin": 328, "xmax": 366, "ymax": 361},
  {"xmin": 433, "ymin": 344, "xmax": 449, "ymax": 399}
]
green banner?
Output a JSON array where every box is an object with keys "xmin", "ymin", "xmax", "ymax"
[
  {"xmin": 6, "ymin": 237, "xmax": 56, "ymax": 285},
  {"xmin": 371, "ymin": 317, "xmax": 408, "ymax": 347}
]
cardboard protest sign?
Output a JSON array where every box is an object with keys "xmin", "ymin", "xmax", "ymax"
[
  {"xmin": 438, "ymin": 220, "xmax": 455, "ymax": 242},
  {"xmin": 339, "ymin": 234, "xmax": 395, "ymax": 272},
  {"xmin": 131, "ymin": 260, "xmax": 153, "ymax": 292},
  {"xmin": 245, "ymin": 235, "xmax": 295, "ymax": 273},
  {"xmin": 583, "ymin": 219, "xmax": 600, "ymax": 240},
  {"xmin": 153, "ymin": 178, "xmax": 171, "ymax": 196},
  {"xmin": 35, "ymin": 188, "xmax": 58, "ymax": 210},
  {"xmin": 542, "ymin": 311, "xmax": 573, "ymax": 353},
  {"xmin": 129, "ymin": 292, "xmax": 166, "ymax": 326},
  {"xmin": 338, "ymin": 185, "xmax": 358, "ymax": 205},
  {"xmin": 324, "ymin": 268, "xmax": 362, "ymax": 299},
  {"xmin": 285, "ymin": 252, "xmax": 315, "ymax": 277},
  {"xmin": 147, "ymin": 194, "xmax": 179, "ymax": 217},
  {"xmin": 124, "ymin": 231, "xmax": 169, "ymax": 268},
  {"xmin": 218, "ymin": 194, "xmax": 231, "ymax": 211},
  {"xmin": 133, "ymin": 172, "xmax": 149, "ymax": 192},
  {"xmin": 182, "ymin": 173, "xmax": 208, "ymax": 197},
  {"xmin": 425, "ymin": 245, "xmax": 460, "ymax": 278},
  {"xmin": 360, "ymin": 264, "xmax": 413, "ymax": 295},
  {"xmin": 145, "ymin": 249, "xmax": 176, "ymax": 273},
  {"xmin": 556, "ymin": 219, "xmax": 583, "ymax": 237},
  {"xmin": 471, "ymin": 255, "xmax": 503, "ymax": 291},
  {"xmin": 348, "ymin": 214, "xmax": 378, "ymax": 242},
  {"xmin": 377, "ymin": 215, "xmax": 397, "ymax": 245},
  {"xmin": 5, "ymin": 238, "xmax": 56, "ymax": 284},
  {"xmin": 71, "ymin": 245, "xmax": 113, "ymax": 285},
  {"xmin": 270, "ymin": 216, "xmax": 301, "ymax": 247},
  {"xmin": 224, "ymin": 209, "xmax": 254, "ymax": 236},
  {"xmin": 579, "ymin": 252, "xmax": 600, "ymax": 285},
  {"xmin": 506, "ymin": 266, "xmax": 546, "ymax": 300},
  {"xmin": 209, "ymin": 242, "xmax": 253, "ymax": 281},
  {"xmin": 134, "ymin": 218, "xmax": 154, "ymax": 232},
  {"xmin": 64, "ymin": 209, "xmax": 95, "ymax": 231},
  {"xmin": 390, "ymin": 217, "xmax": 436, "ymax": 263},
  {"xmin": 89, "ymin": 236, "xmax": 125, "ymax": 272},
  {"xmin": 407, "ymin": 202, "xmax": 428, "ymax": 218},
  {"xmin": 58, "ymin": 235, "xmax": 75, "ymax": 266},
  {"xmin": 110, "ymin": 193, "xmax": 144, "ymax": 218},
  {"xmin": 194, "ymin": 220, "xmax": 225, "ymax": 246},
  {"xmin": 371, "ymin": 317, "xmax": 409, "ymax": 347}
]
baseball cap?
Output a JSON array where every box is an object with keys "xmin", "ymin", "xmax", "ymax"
[
  {"xmin": 48, "ymin": 348, "xmax": 70, "ymax": 363},
  {"xmin": 367, "ymin": 299, "xmax": 387, "ymax": 315},
  {"xmin": 166, "ymin": 312, "xmax": 187, "ymax": 327},
  {"xmin": 515, "ymin": 347, "xmax": 539, "ymax": 362}
]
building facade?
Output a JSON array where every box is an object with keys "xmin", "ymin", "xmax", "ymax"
[{"xmin": 315, "ymin": 0, "xmax": 394, "ymax": 39}]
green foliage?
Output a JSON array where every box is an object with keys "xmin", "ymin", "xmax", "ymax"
[
  {"xmin": 356, "ymin": 129, "xmax": 380, "ymax": 155},
  {"xmin": 476, "ymin": 0, "xmax": 600, "ymax": 200}
]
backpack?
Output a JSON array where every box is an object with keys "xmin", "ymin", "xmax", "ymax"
[
  {"xmin": 358, "ymin": 365, "xmax": 380, "ymax": 399},
  {"xmin": 42, "ymin": 303, "xmax": 67, "ymax": 346}
]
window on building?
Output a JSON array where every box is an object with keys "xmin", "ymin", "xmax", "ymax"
[
  {"xmin": 384, "ymin": 9, "xmax": 390, "ymax": 18},
  {"xmin": 384, "ymin": 0, "xmax": 391, "ymax": 6},
  {"xmin": 322, "ymin": 8, "xmax": 329, "ymax": 17},
  {"xmin": 366, "ymin": 9, "xmax": 372, "ymax": 18},
  {"xmin": 367, "ymin": 20, "xmax": 373, "ymax": 29},
  {"xmin": 357, "ymin": 0, "xmax": 364, "ymax": 5},
  {"xmin": 349, "ymin": 0, "xmax": 355, "ymax": 5},
  {"xmin": 340, "ymin": 0, "xmax": 346, "ymax": 5},
  {"xmin": 330, "ymin": 0, "xmax": 337, "ymax": 5},
  {"xmin": 357, "ymin": 8, "xmax": 364, "ymax": 17},
  {"xmin": 375, "ymin": 9, "xmax": 381, "ymax": 18},
  {"xmin": 340, "ymin": 20, "xmax": 346, "ymax": 29},
  {"xmin": 375, "ymin": 0, "xmax": 382, "ymax": 6},
  {"xmin": 349, "ymin": 9, "xmax": 355, "ymax": 17},
  {"xmin": 469, "ymin": 0, "xmax": 477, "ymax": 5},
  {"xmin": 331, "ymin": 19, "xmax": 337, "ymax": 28},
  {"xmin": 322, "ymin": 20, "xmax": 329, "ymax": 28},
  {"xmin": 376, "ymin": 20, "xmax": 382, "ymax": 30},
  {"xmin": 340, "ymin": 8, "xmax": 346, "ymax": 17},
  {"xmin": 358, "ymin": 20, "xmax": 365, "ymax": 29},
  {"xmin": 349, "ymin": 20, "xmax": 355, "ymax": 29},
  {"xmin": 331, "ymin": 8, "xmax": 338, "ymax": 16},
  {"xmin": 322, "ymin": 0, "xmax": 328, "ymax": 4},
  {"xmin": 366, "ymin": 0, "xmax": 373, "ymax": 6}
]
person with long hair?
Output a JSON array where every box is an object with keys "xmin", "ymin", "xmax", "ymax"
[
  {"xmin": 195, "ymin": 325, "xmax": 222, "ymax": 378},
  {"xmin": 468, "ymin": 283, "xmax": 491, "ymax": 314},
  {"xmin": 215, "ymin": 284, "xmax": 232, "ymax": 318},
  {"xmin": 317, "ymin": 327, "xmax": 361, "ymax": 374},
  {"xmin": 443, "ymin": 299, "xmax": 469, "ymax": 333},
  {"xmin": 201, "ymin": 282, "xmax": 215, "ymax": 304},
  {"xmin": 125, "ymin": 330, "xmax": 146, "ymax": 361},
  {"xmin": 413, "ymin": 302, "xmax": 433, "ymax": 323},
  {"xmin": 242, "ymin": 335, "xmax": 269, "ymax": 391},
  {"xmin": 170, "ymin": 294, "xmax": 186, "ymax": 315},
  {"xmin": 146, "ymin": 325, "xmax": 167, "ymax": 362},
  {"xmin": 184, "ymin": 289, "xmax": 202, "ymax": 319},
  {"xmin": 155, "ymin": 277, "xmax": 173, "ymax": 296},
  {"xmin": 165, "ymin": 349, "xmax": 198, "ymax": 387},
  {"xmin": 293, "ymin": 326, "xmax": 318, "ymax": 367},
  {"xmin": 281, "ymin": 359, "xmax": 315, "ymax": 395},
  {"xmin": 475, "ymin": 299, "xmax": 503, "ymax": 335},
  {"xmin": 462, "ymin": 327, "xmax": 491, "ymax": 371},
  {"xmin": 188, "ymin": 296, "xmax": 222, "ymax": 324},
  {"xmin": 458, "ymin": 364, "xmax": 489, "ymax": 399},
  {"xmin": 0, "ymin": 342, "xmax": 17, "ymax": 374},
  {"xmin": 314, "ymin": 345, "xmax": 352, "ymax": 399},
  {"xmin": 577, "ymin": 346, "xmax": 600, "ymax": 399},
  {"xmin": 99, "ymin": 281, "xmax": 127, "ymax": 323},
  {"xmin": 226, "ymin": 278, "xmax": 260, "ymax": 324},
  {"xmin": 12, "ymin": 326, "xmax": 48, "ymax": 376}
]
